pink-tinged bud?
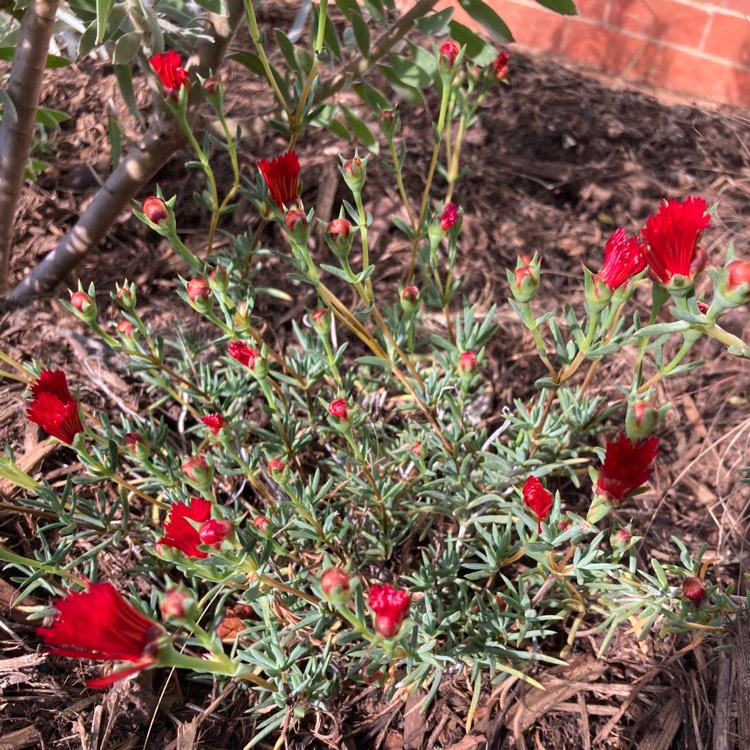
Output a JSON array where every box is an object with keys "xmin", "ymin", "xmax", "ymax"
[
  {"xmin": 203, "ymin": 77, "xmax": 220, "ymax": 95},
  {"xmin": 228, "ymin": 341, "xmax": 260, "ymax": 370},
  {"xmin": 328, "ymin": 398, "xmax": 349, "ymax": 421},
  {"xmin": 683, "ymin": 576, "xmax": 706, "ymax": 606},
  {"xmin": 187, "ymin": 277, "xmax": 213, "ymax": 304},
  {"xmin": 342, "ymin": 156, "xmax": 366, "ymax": 188},
  {"xmin": 115, "ymin": 284, "xmax": 136, "ymax": 309},
  {"xmin": 459, "ymin": 351, "xmax": 477, "ymax": 373},
  {"xmin": 410, "ymin": 441, "xmax": 426, "ymax": 459},
  {"xmin": 440, "ymin": 202, "xmax": 459, "ymax": 232},
  {"xmin": 142, "ymin": 196, "xmax": 169, "ymax": 225},
  {"xmin": 402, "ymin": 285, "xmax": 419, "ymax": 304},
  {"xmin": 198, "ymin": 518, "xmax": 233, "ymax": 547},
  {"xmin": 509, "ymin": 254, "xmax": 541, "ymax": 303},
  {"xmin": 626, "ymin": 400, "xmax": 660, "ymax": 440},
  {"xmin": 378, "ymin": 109, "xmax": 399, "ymax": 137},
  {"xmin": 254, "ymin": 515, "xmax": 271, "ymax": 534},
  {"xmin": 612, "ymin": 527, "xmax": 632, "ymax": 548},
  {"xmin": 70, "ymin": 291, "xmax": 93, "ymax": 313},
  {"xmin": 439, "ymin": 41, "xmax": 460, "ymax": 68},
  {"xmin": 717, "ymin": 258, "xmax": 750, "ymax": 308},
  {"xmin": 124, "ymin": 432, "xmax": 150, "ymax": 459},
  {"xmin": 116, "ymin": 320, "xmax": 135, "ymax": 338},
  {"xmin": 284, "ymin": 208, "xmax": 307, "ymax": 234},
  {"xmin": 327, "ymin": 218, "xmax": 351, "ymax": 242},
  {"xmin": 182, "ymin": 454, "xmax": 213, "ymax": 491},
  {"xmin": 310, "ymin": 307, "xmax": 329, "ymax": 328},
  {"xmin": 201, "ymin": 414, "xmax": 226, "ymax": 436},
  {"xmin": 727, "ymin": 259, "xmax": 750, "ymax": 290},
  {"xmin": 267, "ymin": 458, "xmax": 287, "ymax": 481},
  {"xmin": 210, "ymin": 265, "xmax": 228, "ymax": 293},
  {"xmin": 321, "ymin": 567, "xmax": 352, "ymax": 603},
  {"xmin": 491, "ymin": 51, "xmax": 509, "ymax": 81},
  {"xmin": 161, "ymin": 588, "xmax": 190, "ymax": 619},
  {"xmin": 697, "ymin": 301, "xmax": 709, "ymax": 314},
  {"xmin": 557, "ymin": 518, "xmax": 572, "ymax": 532}
]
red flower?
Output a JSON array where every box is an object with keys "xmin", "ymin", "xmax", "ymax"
[
  {"xmin": 440, "ymin": 202, "xmax": 459, "ymax": 231},
  {"xmin": 228, "ymin": 341, "xmax": 261, "ymax": 369},
  {"xmin": 37, "ymin": 582, "xmax": 163, "ymax": 688},
  {"xmin": 329, "ymin": 398, "xmax": 349, "ymax": 420},
  {"xmin": 258, "ymin": 151, "xmax": 300, "ymax": 208},
  {"xmin": 596, "ymin": 434, "xmax": 659, "ymax": 502},
  {"xmin": 491, "ymin": 51, "xmax": 509, "ymax": 80},
  {"xmin": 683, "ymin": 576, "xmax": 706, "ymax": 606},
  {"xmin": 201, "ymin": 414, "xmax": 226, "ymax": 435},
  {"xmin": 596, "ymin": 228, "xmax": 646, "ymax": 290},
  {"xmin": 439, "ymin": 41, "xmax": 460, "ymax": 68},
  {"xmin": 149, "ymin": 51, "xmax": 189, "ymax": 99},
  {"xmin": 641, "ymin": 197, "xmax": 711, "ymax": 283},
  {"xmin": 369, "ymin": 584, "xmax": 410, "ymax": 638},
  {"xmin": 27, "ymin": 370, "xmax": 84, "ymax": 445},
  {"xmin": 158, "ymin": 497, "xmax": 212, "ymax": 558},
  {"xmin": 522, "ymin": 476, "xmax": 553, "ymax": 533}
]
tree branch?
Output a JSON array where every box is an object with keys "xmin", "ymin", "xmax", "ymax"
[
  {"xmin": 5, "ymin": 0, "xmax": 244, "ymax": 306},
  {"xmin": 0, "ymin": 0, "xmax": 60, "ymax": 295}
]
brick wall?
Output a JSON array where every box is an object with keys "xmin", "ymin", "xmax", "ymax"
[{"xmin": 448, "ymin": 0, "xmax": 750, "ymax": 105}]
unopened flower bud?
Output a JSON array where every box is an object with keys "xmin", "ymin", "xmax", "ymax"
[
  {"xmin": 187, "ymin": 277, "xmax": 213, "ymax": 307},
  {"xmin": 682, "ymin": 576, "xmax": 706, "ymax": 606},
  {"xmin": 267, "ymin": 458, "xmax": 287, "ymax": 481},
  {"xmin": 284, "ymin": 209, "xmax": 309, "ymax": 243},
  {"xmin": 401, "ymin": 285, "xmax": 419, "ymax": 314},
  {"xmin": 210, "ymin": 265, "xmax": 229, "ymax": 293},
  {"xmin": 459, "ymin": 351, "xmax": 477, "ymax": 373},
  {"xmin": 310, "ymin": 307, "xmax": 331, "ymax": 335},
  {"xmin": 611, "ymin": 526, "xmax": 632, "ymax": 548},
  {"xmin": 115, "ymin": 282, "xmax": 136, "ymax": 310},
  {"xmin": 378, "ymin": 109, "xmax": 399, "ymax": 137},
  {"xmin": 626, "ymin": 400, "xmax": 660, "ymax": 440},
  {"xmin": 116, "ymin": 320, "xmax": 136, "ymax": 338},
  {"xmin": 410, "ymin": 441, "xmax": 426, "ymax": 459},
  {"xmin": 161, "ymin": 588, "xmax": 192, "ymax": 619},
  {"xmin": 124, "ymin": 431, "xmax": 150, "ymax": 459},
  {"xmin": 70, "ymin": 291, "xmax": 94, "ymax": 315},
  {"xmin": 491, "ymin": 51, "xmax": 509, "ymax": 81},
  {"xmin": 328, "ymin": 398, "xmax": 349, "ymax": 421},
  {"xmin": 557, "ymin": 518, "xmax": 572, "ymax": 532},
  {"xmin": 440, "ymin": 203, "xmax": 459, "ymax": 232},
  {"xmin": 254, "ymin": 514, "xmax": 271, "ymax": 534},
  {"xmin": 198, "ymin": 518, "xmax": 233, "ymax": 547},
  {"xmin": 439, "ymin": 40, "xmax": 460, "ymax": 70},
  {"xmin": 326, "ymin": 218, "xmax": 353, "ymax": 258},
  {"xmin": 142, "ymin": 196, "xmax": 169, "ymax": 225},
  {"xmin": 228, "ymin": 341, "xmax": 261, "ymax": 370},
  {"xmin": 182, "ymin": 454, "xmax": 213, "ymax": 492},
  {"xmin": 203, "ymin": 77, "xmax": 220, "ymax": 95},
  {"xmin": 342, "ymin": 155, "xmax": 366, "ymax": 192},
  {"xmin": 716, "ymin": 258, "xmax": 750, "ymax": 308},
  {"xmin": 509, "ymin": 254, "xmax": 541, "ymax": 303},
  {"xmin": 321, "ymin": 568, "xmax": 352, "ymax": 604}
]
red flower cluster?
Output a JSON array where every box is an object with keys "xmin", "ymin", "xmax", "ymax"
[
  {"xmin": 258, "ymin": 151, "xmax": 300, "ymax": 208},
  {"xmin": 37, "ymin": 582, "xmax": 163, "ymax": 688},
  {"xmin": 596, "ymin": 228, "xmax": 646, "ymax": 290},
  {"xmin": 228, "ymin": 341, "xmax": 261, "ymax": 369},
  {"xmin": 641, "ymin": 197, "xmax": 711, "ymax": 283},
  {"xmin": 369, "ymin": 584, "xmax": 410, "ymax": 638},
  {"xmin": 596, "ymin": 434, "xmax": 659, "ymax": 502},
  {"xmin": 522, "ymin": 476, "xmax": 553, "ymax": 533},
  {"xmin": 27, "ymin": 370, "xmax": 84, "ymax": 445},
  {"xmin": 158, "ymin": 497, "xmax": 212, "ymax": 558},
  {"xmin": 149, "ymin": 51, "xmax": 189, "ymax": 100}
]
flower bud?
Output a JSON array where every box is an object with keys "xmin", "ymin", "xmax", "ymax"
[
  {"xmin": 254, "ymin": 514, "xmax": 271, "ymax": 534},
  {"xmin": 328, "ymin": 398, "xmax": 349, "ymax": 421},
  {"xmin": 203, "ymin": 76, "xmax": 220, "ymax": 95},
  {"xmin": 142, "ymin": 196, "xmax": 169, "ymax": 225},
  {"xmin": 321, "ymin": 567, "xmax": 352, "ymax": 604},
  {"xmin": 228, "ymin": 341, "xmax": 261, "ymax": 370},
  {"xmin": 310, "ymin": 307, "xmax": 331, "ymax": 335},
  {"xmin": 459, "ymin": 351, "xmax": 477, "ymax": 373},
  {"xmin": 161, "ymin": 588, "xmax": 192, "ymax": 619},
  {"xmin": 611, "ymin": 526, "xmax": 632, "ymax": 549},
  {"xmin": 682, "ymin": 576, "xmax": 706, "ymax": 606},
  {"xmin": 716, "ymin": 259, "xmax": 750, "ymax": 308},
  {"xmin": 201, "ymin": 414, "xmax": 226, "ymax": 436},
  {"xmin": 124, "ymin": 431, "xmax": 150, "ymax": 460},
  {"xmin": 401, "ymin": 285, "xmax": 419, "ymax": 314},
  {"xmin": 186, "ymin": 277, "xmax": 213, "ymax": 306},
  {"xmin": 508, "ymin": 254, "xmax": 541, "ymax": 303},
  {"xmin": 267, "ymin": 458, "xmax": 287, "ymax": 481},
  {"xmin": 626, "ymin": 400, "xmax": 660, "ymax": 440},
  {"xmin": 210, "ymin": 265, "xmax": 229, "ymax": 294},
  {"xmin": 198, "ymin": 518, "xmax": 233, "ymax": 547},
  {"xmin": 116, "ymin": 320, "xmax": 136, "ymax": 339},
  {"xmin": 182, "ymin": 454, "xmax": 213, "ymax": 492},
  {"xmin": 369, "ymin": 584, "xmax": 410, "ymax": 639},
  {"xmin": 378, "ymin": 109, "xmax": 399, "ymax": 138},
  {"xmin": 115, "ymin": 282, "xmax": 136, "ymax": 310},
  {"xmin": 440, "ymin": 203, "xmax": 459, "ymax": 232},
  {"xmin": 439, "ymin": 41, "xmax": 460, "ymax": 70},
  {"xmin": 342, "ymin": 155, "xmax": 366, "ymax": 192},
  {"xmin": 491, "ymin": 51, "xmax": 510, "ymax": 82},
  {"xmin": 410, "ymin": 440, "xmax": 426, "ymax": 459},
  {"xmin": 326, "ymin": 218, "xmax": 353, "ymax": 258},
  {"xmin": 284, "ymin": 209, "xmax": 309, "ymax": 244},
  {"xmin": 70, "ymin": 291, "xmax": 94, "ymax": 315}
]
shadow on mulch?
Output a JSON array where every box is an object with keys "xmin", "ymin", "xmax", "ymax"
[{"xmin": 2, "ymin": 14, "xmax": 750, "ymax": 748}]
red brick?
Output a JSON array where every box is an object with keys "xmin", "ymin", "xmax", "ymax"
[
  {"xmin": 607, "ymin": 0, "xmax": 710, "ymax": 48},
  {"xmin": 699, "ymin": 0, "xmax": 750, "ymax": 16},
  {"xmin": 574, "ymin": 0, "xmax": 610, "ymax": 21},
  {"xmin": 482, "ymin": 0, "xmax": 568, "ymax": 50},
  {"xmin": 563, "ymin": 18, "xmax": 662, "ymax": 70},
  {"xmin": 704, "ymin": 12, "xmax": 750, "ymax": 65}
]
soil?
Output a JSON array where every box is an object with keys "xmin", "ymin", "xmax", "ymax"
[{"xmin": 2, "ymin": 8, "xmax": 750, "ymax": 748}]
